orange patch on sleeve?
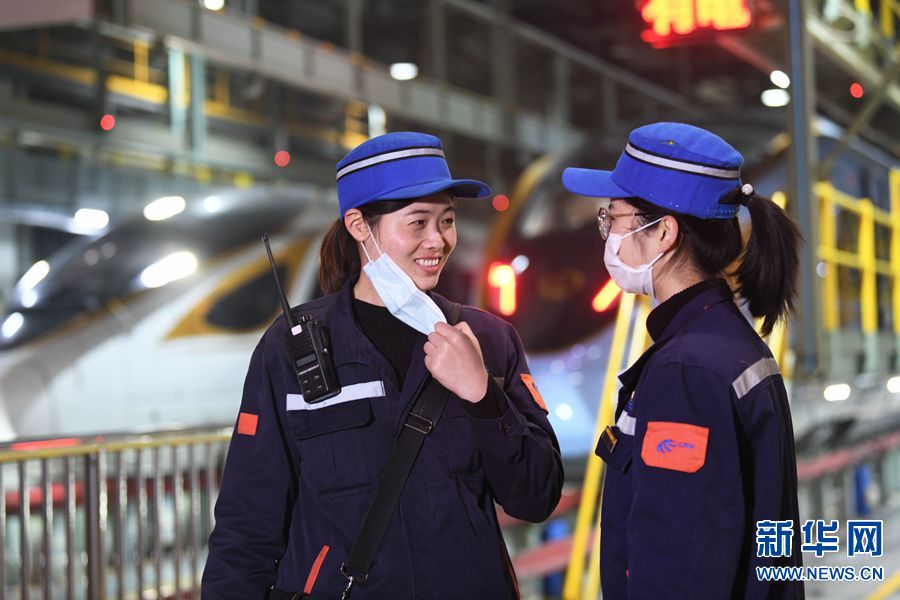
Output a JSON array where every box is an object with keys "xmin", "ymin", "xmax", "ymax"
[
  {"xmin": 641, "ymin": 421, "xmax": 708, "ymax": 473},
  {"xmin": 237, "ymin": 412, "xmax": 258, "ymax": 436},
  {"xmin": 520, "ymin": 373, "xmax": 549, "ymax": 414}
]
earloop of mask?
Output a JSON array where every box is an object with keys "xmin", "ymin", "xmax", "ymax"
[{"xmin": 360, "ymin": 222, "xmax": 383, "ymax": 263}]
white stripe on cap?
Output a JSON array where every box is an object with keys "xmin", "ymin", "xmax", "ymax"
[
  {"xmin": 336, "ymin": 147, "xmax": 445, "ymax": 181},
  {"xmin": 625, "ymin": 143, "xmax": 740, "ymax": 179},
  {"xmin": 732, "ymin": 357, "xmax": 781, "ymax": 399}
]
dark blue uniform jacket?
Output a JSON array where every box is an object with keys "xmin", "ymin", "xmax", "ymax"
[
  {"xmin": 597, "ymin": 280, "xmax": 804, "ymax": 599},
  {"xmin": 202, "ymin": 278, "xmax": 563, "ymax": 599}
]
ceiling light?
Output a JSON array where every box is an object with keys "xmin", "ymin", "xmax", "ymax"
[
  {"xmin": 887, "ymin": 377, "xmax": 900, "ymax": 394},
  {"xmin": 390, "ymin": 63, "xmax": 419, "ymax": 81},
  {"xmin": 1, "ymin": 312, "xmax": 24, "ymax": 339},
  {"xmin": 74, "ymin": 208, "xmax": 109, "ymax": 230},
  {"xmin": 761, "ymin": 89, "xmax": 790, "ymax": 108},
  {"xmin": 769, "ymin": 70, "xmax": 791, "ymax": 89},
  {"xmin": 140, "ymin": 252, "xmax": 198, "ymax": 288},
  {"xmin": 823, "ymin": 383, "xmax": 851, "ymax": 402},
  {"xmin": 144, "ymin": 196, "xmax": 186, "ymax": 221},
  {"xmin": 18, "ymin": 261, "xmax": 49, "ymax": 291}
]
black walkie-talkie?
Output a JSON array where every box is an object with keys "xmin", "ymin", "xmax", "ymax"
[{"xmin": 263, "ymin": 234, "xmax": 340, "ymax": 404}]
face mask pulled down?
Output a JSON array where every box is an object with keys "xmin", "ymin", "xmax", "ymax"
[
  {"xmin": 604, "ymin": 217, "xmax": 665, "ymax": 297},
  {"xmin": 360, "ymin": 226, "xmax": 447, "ymax": 335}
]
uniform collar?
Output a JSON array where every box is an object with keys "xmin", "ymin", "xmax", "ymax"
[
  {"xmin": 618, "ymin": 278, "xmax": 734, "ymax": 392},
  {"xmin": 328, "ymin": 276, "xmax": 455, "ymax": 429},
  {"xmin": 646, "ymin": 278, "xmax": 724, "ymax": 341},
  {"xmin": 650, "ymin": 278, "xmax": 734, "ymax": 342}
]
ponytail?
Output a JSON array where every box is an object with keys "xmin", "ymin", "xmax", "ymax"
[
  {"xmin": 319, "ymin": 220, "xmax": 360, "ymax": 295},
  {"xmin": 629, "ymin": 190, "xmax": 802, "ymax": 336},
  {"xmin": 318, "ymin": 199, "xmax": 416, "ymax": 294},
  {"xmin": 735, "ymin": 193, "xmax": 802, "ymax": 336}
]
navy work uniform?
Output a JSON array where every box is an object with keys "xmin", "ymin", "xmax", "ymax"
[
  {"xmin": 596, "ymin": 279, "xmax": 803, "ymax": 598},
  {"xmin": 202, "ymin": 278, "xmax": 564, "ymax": 599}
]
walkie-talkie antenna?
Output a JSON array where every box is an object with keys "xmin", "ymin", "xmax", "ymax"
[{"xmin": 262, "ymin": 233, "xmax": 298, "ymax": 329}]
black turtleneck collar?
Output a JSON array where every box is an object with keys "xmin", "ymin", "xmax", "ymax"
[{"xmin": 646, "ymin": 278, "xmax": 727, "ymax": 341}]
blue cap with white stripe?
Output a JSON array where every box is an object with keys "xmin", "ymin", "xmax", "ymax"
[
  {"xmin": 562, "ymin": 122, "xmax": 744, "ymax": 219},
  {"xmin": 336, "ymin": 131, "xmax": 491, "ymax": 216}
]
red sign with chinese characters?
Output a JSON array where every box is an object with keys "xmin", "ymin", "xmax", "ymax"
[{"xmin": 638, "ymin": 0, "xmax": 753, "ymax": 46}]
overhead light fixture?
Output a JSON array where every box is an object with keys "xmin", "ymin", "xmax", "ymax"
[
  {"xmin": 823, "ymin": 383, "xmax": 851, "ymax": 402},
  {"xmin": 769, "ymin": 70, "xmax": 791, "ymax": 89},
  {"xmin": 140, "ymin": 252, "xmax": 198, "ymax": 288},
  {"xmin": 74, "ymin": 208, "xmax": 109, "ymax": 230},
  {"xmin": 887, "ymin": 376, "xmax": 900, "ymax": 394},
  {"xmin": 144, "ymin": 196, "xmax": 186, "ymax": 221},
  {"xmin": 18, "ymin": 261, "xmax": 49, "ymax": 292},
  {"xmin": 21, "ymin": 290, "xmax": 38, "ymax": 308},
  {"xmin": 761, "ymin": 89, "xmax": 790, "ymax": 108},
  {"xmin": 201, "ymin": 0, "xmax": 225, "ymax": 10},
  {"xmin": 203, "ymin": 196, "xmax": 222, "ymax": 213},
  {"xmin": 1, "ymin": 312, "xmax": 24, "ymax": 339},
  {"xmin": 389, "ymin": 62, "xmax": 419, "ymax": 81}
]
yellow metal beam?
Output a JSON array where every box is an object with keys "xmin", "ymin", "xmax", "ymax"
[
  {"xmin": 891, "ymin": 170, "xmax": 900, "ymax": 336},
  {"xmin": 819, "ymin": 186, "xmax": 840, "ymax": 332},
  {"xmin": 859, "ymin": 199, "xmax": 878, "ymax": 333},
  {"xmin": 133, "ymin": 39, "xmax": 149, "ymax": 82},
  {"xmin": 563, "ymin": 292, "xmax": 635, "ymax": 599},
  {"xmin": 881, "ymin": 0, "xmax": 896, "ymax": 38}
]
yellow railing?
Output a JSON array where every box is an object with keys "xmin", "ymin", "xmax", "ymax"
[
  {"xmin": 854, "ymin": 0, "xmax": 898, "ymax": 38},
  {"xmin": 817, "ymin": 174, "xmax": 900, "ymax": 342},
  {"xmin": 562, "ymin": 292, "xmax": 651, "ymax": 600}
]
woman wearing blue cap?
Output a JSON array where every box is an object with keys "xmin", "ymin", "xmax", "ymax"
[
  {"xmin": 203, "ymin": 132, "xmax": 563, "ymax": 599},
  {"xmin": 563, "ymin": 122, "xmax": 804, "ymax": 598}
]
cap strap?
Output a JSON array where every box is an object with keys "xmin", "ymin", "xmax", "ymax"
[
  {"xmin": 336, "ymin": 147, "xmax": 445, "ymax": 181},
  {"xmin": 624, "ymin": 142, "xmax": 740, "ymax": 180}
]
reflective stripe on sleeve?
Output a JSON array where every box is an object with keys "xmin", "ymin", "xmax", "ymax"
[{"xmin": 732, "ymin": 358, "xmax": 781, "ymax": 399}]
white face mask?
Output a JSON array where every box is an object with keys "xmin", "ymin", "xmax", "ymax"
[
  {"xmin": 360, "ymin": 225, "xmax": 448, "ymax": 335},
  {"xmin": 603, "ymin": 217, "xmax": 665, "ymax": 297}
]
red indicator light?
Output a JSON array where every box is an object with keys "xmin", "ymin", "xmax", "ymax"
[
  {"xmin": 492, "ymin": 194, "xmax": 510, "ymax": 212},
  {"xmin": 274, "ymin": 150, "xmax": 291, "ymax": 168},
  {"xmin": 488, "ymin": 262, "xmax": 517, "ymax": 316},
  {"xmin": 100, "ymin": 114, "xmax": 116, "ymax": 131},
  {"xmin": 850, "ymin": 83, "xmax": 864, "ymax": 99}
]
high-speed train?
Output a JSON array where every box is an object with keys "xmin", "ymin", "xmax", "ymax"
[
  {"xmin": 1, "ymin": 117, "xmax": 894, "ymax": 459},
  {"xmin": 0, "ymin": 184, "xmax": 493, "ymax": 443}
]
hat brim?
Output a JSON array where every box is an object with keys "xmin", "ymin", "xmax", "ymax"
[
  {"xmin": 562, "ymin": 167, "xmax": 632, "ymax": 198},
  {"xmin": 374, "ymin": 178, "xmax": 492, "ymax": 202}
]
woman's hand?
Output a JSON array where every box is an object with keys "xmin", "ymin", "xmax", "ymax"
[{"xmin": 423, "ymin": 321, "xmax": 489, "ymax": 403}]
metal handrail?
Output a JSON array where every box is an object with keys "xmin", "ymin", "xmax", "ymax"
[{"xmin": 1, "ymin": 427, "xmax": 230, "ymax": 599}]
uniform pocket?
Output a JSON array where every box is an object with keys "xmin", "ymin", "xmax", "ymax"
[
  {"xmin": 594, "ymin": 425, "xmax": 634, "ymax": 474},
  {"xmin": 433, "ymin": 400, "xmax": 480, "ymax": 477},
  {"xmin": 289, "ymin": 398, "xmax": 378, "ymax": 496},
  {"xmin": 290, "ymin": 397, "xmax": 373, "ymax": 439}
]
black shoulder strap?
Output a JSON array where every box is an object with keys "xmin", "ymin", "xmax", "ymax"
[
  {"xmin": 340, "ymin": 302, "xmax": 463, "ymax": 598},
  {"xmin": 445, "ymin": 301, "xmax": 462, "ymax": 325}
]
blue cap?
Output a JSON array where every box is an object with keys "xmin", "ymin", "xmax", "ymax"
[
  {"xmin": 562, "ymin": 122, "xmax": 744, "ymax": 219},
  {"xmin": 336, "ymin": 131, "xmax": 491, "ymax": 216}
]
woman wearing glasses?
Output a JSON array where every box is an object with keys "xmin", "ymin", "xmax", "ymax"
[{"xmin": 563, "ymin": 122, "xmax": 804, "ymax": 598}]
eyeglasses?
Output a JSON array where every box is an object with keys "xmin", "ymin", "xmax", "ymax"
[{"xmin": 597, "ymin": 206, "xmax": 652, "ymax": 240}]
